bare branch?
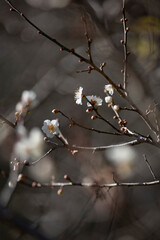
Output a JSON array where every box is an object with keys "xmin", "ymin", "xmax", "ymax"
[{"xmin": 143, "ymin": 154, "xmax": 157, "ymax": 180}]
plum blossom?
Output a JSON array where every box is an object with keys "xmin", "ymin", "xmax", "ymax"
[
  {"xmin": 86, "ymin": 95, "xmax": 103, "ymax": 107},
  {"xmin": 14, "ymin": 126, "xmax": 44, "ymax": 162},
  {"xmin": 105, "ymin": 96, "xmax": 113, "ymax": 104},
  {"xmin": 104, "ymin": 84, "xmax": 114, "ymax": 95},
  {"xmin": 42, "ymin": 119, "xmax": 60, "ymax": 138},
  {"xmin": 74, "ymin": 87, "xmax": 83, "ymax": 105},
  {"xmin": 105, "ymin": 146, "xmax": 136, "ymax": 179}
]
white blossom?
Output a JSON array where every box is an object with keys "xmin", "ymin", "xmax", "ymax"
[
  {"xmin": 104, "ymin": 84, "xmax": 114, "ymax": 95},
  {"xmin": 74, "ymin": 87, "xmax": 83, "ymax": 105},
  {"xmin": 42, "ymin": 119, "xmax": 60, "ymax": 138},
  {"xmin": 14, "ymin": 127, "xmax": 44, "ymax": 162},
  {"xmin": 86, "ymin": 95, "xmax": 103, "ymax": 107},
  {"xmin": 105, "ymin": 146, "xmax": 136, "ymax": 179},
  {"xmin": 21, "ymin": 90, "xmax": 37, "ymax": 108},
  {"xmin": 105, "ymin": 96, "xmax": 113, "ymax": 104}
]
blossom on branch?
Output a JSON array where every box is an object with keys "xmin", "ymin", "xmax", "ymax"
[
  {"xmin": 74, "ymin": 87, "xmax": 83, "ymax": 105},
  {"xmin": 42, "ymin": 119, "xmax": 60, "ymax": 138},
  {"xmin": 86, "ymin": 95, "xmax": 103, "ymax": 107},
  {"xmin": 104, "ymin": 84, "xmax": 114, "ymax": 95},
  {"xmin": 16, "ymin": 90, "xmax": 38, "ymax": 114},
  {"xmin": 105, "ymin": 96, "xmax": 113, "ymax": 104}
]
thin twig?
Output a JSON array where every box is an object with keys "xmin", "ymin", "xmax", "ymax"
[
  {"xmin": 28, "ymin": 148, "xmax": 54, "ymax": 166},
  {"xmin": 20, "ymin": 178, "xmax": 160, "ymax": 189},
  {"xmin": 82, "ymin": 15, "xmax": 93, "ymax": 63},
  {"xmin": 143, "ymin": 154, "xmax": 157, "ymax": 180},
  {"xmin": 58, "ymin": 110, "xmax": 122, "ymax": 136},
  {"xmin": 121, "ymin": 0, "xmax": 129, "ymax": 92}
]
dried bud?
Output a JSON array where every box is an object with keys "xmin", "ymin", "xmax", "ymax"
[
  {"xmin": 86, "ymin": 108, "xmax": 93, "ymax": 113},
  {"xmin": 120, "ymin": 40, "xmax": 124, "ymax": 45},
  {"xmin": 44, "ymin": 137, "xmax": 48, "ymax": 141},
  {"xmin": 15, "ymin": 111, "xmax": 20, "ymax": 119},
  {"xmin": 78, "ymin": 58, "xmax": 83, "ymax": 62},
  {"xmin": 113, "ymin": 115, "xmax": 118, "ymax": 120},
  {"xmin": 32, "ymin": 182, "xmax": 37, "ymax": 187},
  {"xmin": 121, "ymin": 127, "xmax": 125, "ymax": 131},
  {"xmin": 118, "ymin": 84, "xmax": 123, "ymax": 89},
  {"xmin": 88, "ymin": 38, "xmax": 92, "ymax": 43},
  {"xmin": 118, "ymin": 120, "xmax": 122, "ymax": 126},
  {"xmin": 37, "ymin": 30, "xmax": 41, "ymax": 34},
  {"xmin": 124, "ymin": 129, "xmax": 128, "ymax": 134},
  {"xmin": 125, "ymin": 18, "xmax": 128, "ymax": 22},
  {"xmin": 101, "ymin": 62, "xmax": 106, "ymax": 67},
  {"xmin": 127, "ymin": 51, "xmax": 131, "ymax": 55},
  {"xmin": 121, "ymin": 69, "xmax": 124, "ymax": 73},
  {"xmin": 17, "ymin": 174, "xmax": 24, "ymax": 182},
  {"xmin": 91, "ymin": 115, "xmax": 97, "ymax": 120},
  {"xmin": 52, "ymin": 109, "xmax": 60, "ymax": 114},
  {"xmin": 57, "ymin": 188, "xmax": 63, "ymax": 195},
  {"xmin": 120, "ymin": 18, "xmax": 123, "ymax": 22},
  {"xmin": 123, "ymin": 120, "xmax": 127, "ymax": 125},
  {"xmin": 64, "ymin": 175, "xmax": 71, "ymax": 181}
]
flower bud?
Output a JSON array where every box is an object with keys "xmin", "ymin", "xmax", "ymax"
[
  {"xmin": 52, "ymin": 109, "xmax": 60, "ymax": 114},
  {"xmin": 113, "ymin": 105, "xmax": 120, "ymax": 112},
  {"xmin": 91, "ymin": 115, "xmax": 97, "ymax": 120}
]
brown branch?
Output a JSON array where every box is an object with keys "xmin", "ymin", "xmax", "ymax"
[
  {"xmin": 121, "ymin": 0, "xmax": 129, "ymax": 92},
  {"xmin": 81, "ymin": 15, "xmax": 93, "ymax": 63},
  {"xmin": 58, "ymin": 110, "xmax": 122, "ymax": 136},
  {"xmin": 0, "ymin": 114, "xmax": 15, "ymax": 128}
]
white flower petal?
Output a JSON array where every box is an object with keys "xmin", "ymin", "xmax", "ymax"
[
  {"xmin": 14, "ymin": 127, "xmax": 44, "ymax": 162},
  {"xmin": 74, "ymin": 87, "xmax": 83, "ymax": 105},
  {"xmin": 42, "ymin": 119, "xmax": 60, "ymax": 138},
  {"xmin": 104, "ymin": 84, "xmax": 114, "ymax": 95},
  {"xmin": 105, "ymin": 96, "xmax": 113, "ymax": 104},
  {"xmin": 86, "ymin": 95, "xmax": 103, "ymax": 107}
]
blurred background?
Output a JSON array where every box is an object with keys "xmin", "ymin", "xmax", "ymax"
[{"xmin": 1, "ymin": 0, "xmax": 160, "ymax": 239}]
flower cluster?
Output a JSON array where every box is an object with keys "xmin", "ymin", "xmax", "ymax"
[
  {"xmin": 74, "ymin": 87, "xmax": 103, "ymax": 108},
  {"xmin": 74, "ymin": 84, "xmax": 119, "ymax": 109}
]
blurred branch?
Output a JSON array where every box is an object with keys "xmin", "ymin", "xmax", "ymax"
[
  {"xmin": 121, "ymin": 0, "xmax": 129, "ymax": 92},
  {"xmin": 0, "ymin": 206, "xmax": 53, "ymax": 240},
  {"xmin": 143, "ymin": 154, "xmax": 157, "ymax": 180},
  {"xmin": 17, "ymin": 174, "xmax": 160, "ymax": 189},
  {"xmin": 0, "ymin": 114, "xmax": 15, "ymax": 128}
]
